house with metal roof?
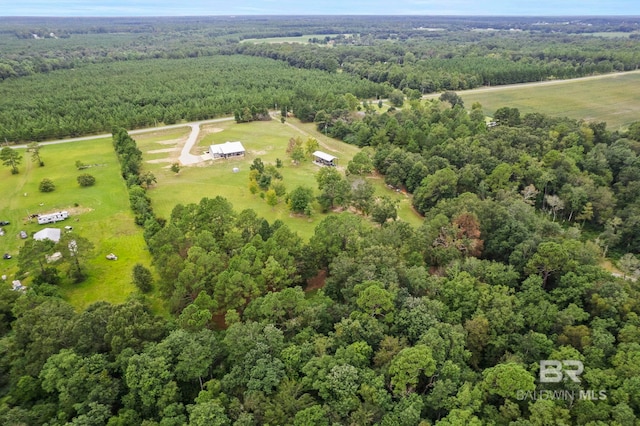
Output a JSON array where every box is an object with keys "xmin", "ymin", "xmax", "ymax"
[{"xmin": 209, "ymin": 141, "xmax": 245, "ymax": 159}]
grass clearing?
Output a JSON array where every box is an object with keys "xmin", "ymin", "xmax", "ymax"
[
  {"xmin": 241, "ymin": 34, "xmax": 345, "ymax": 44},
  {"xmin": 0, "ymin": 138, "xmax": 151, "ymax": 311},
  {"xmin": 136, "ymin": 117, "xmax": 422, "ymax": 240},
  {"xmin": 457, "ymin": 71, "xmax": 640, "ymax": 131},
  {"xmin": 1, "ymin": 116, "xmax": 424, "ymax": 309}
]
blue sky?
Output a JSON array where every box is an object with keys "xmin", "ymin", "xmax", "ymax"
[{"xmin": 1, "ymin": 0, "xmax": 638, "ymax": 17}]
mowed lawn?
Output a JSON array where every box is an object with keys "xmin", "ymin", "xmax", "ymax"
[
  {"xmin": 136, "ymin": 118, "xmax": 423, "ymax": 240},
  {"xmin": 458, "ymin": 71, "xmax": 640, "ymax": 131},
  {"xmin": 0, "ymin": 138, "xmax": 150, "ymax": 310}
]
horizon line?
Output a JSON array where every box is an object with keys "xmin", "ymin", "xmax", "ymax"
[{"xmin": 2, "ymin": 14, "xmax": 640, "ymax": 18}]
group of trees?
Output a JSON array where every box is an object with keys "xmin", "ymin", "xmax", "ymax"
[
  {"xmin": 0, "ymin": 55, "xmax": 385, "ymax": 142},
  {"xmin": 2, "ymin": 190, "xmax": 640, "ymax": 423},
  {"xmin": 235, "ymin": 29, "xmax": 640, "ymax": 94},
  {"xmin": 286, "ymin": 136, "xmax": 319, "ymax": 166},
  {"xmin": 17, "ymin": 230, "xmax": 94, "ymax": 285},
  {"xmin": 306, "ymin": 91, "xmax": 640, "ymax": 256},
  {"xmin": 112, "ymin": 127, "xmax": 156, "ymax": 226}
]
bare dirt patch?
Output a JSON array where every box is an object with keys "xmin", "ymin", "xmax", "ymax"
[
  {"xmin": 306, "ymin": 269, "xmax": 327, "ymax": 292},
  {"xmin": 147, "ymin": 148, "xmax": 180, "ymax": 154},
  {"xmin": 201, "ymin": 127, "xmax": 224, "ymax": 134},
  {"xmin": 147, "ymin": 158, "xmax": 174, "ymax": 164},
  {"xmin": 156, "ymin": 138, "xmax": 183, "ymax": 145}
]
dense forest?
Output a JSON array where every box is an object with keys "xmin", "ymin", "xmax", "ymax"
[
  {"xmin": 2, "ymin": 15, "xmax": 640, "ymax": 425},
  {"xmin": 2, "ymin": 16, "xmax": 640, "ymax": 141}
]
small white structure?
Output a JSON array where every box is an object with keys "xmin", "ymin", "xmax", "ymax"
[
  {"xmin": 37, "ymin": 211, "xmax": 68, "ymax": 225},
  {"xmin": 34, "ymin": 228, "xmax": 61, "ymax": 243},
  {"xmin": 46, "ymin": 252, "xmax": 63, "ymax": 263},
  {"xmin": 312, "ymin": 151, "xmax": 338, "ymax": 167},
  {"xmin": 12, "ymin": 280, "xmax": 26, "ymax": 292},
  {"xmin": 209, "ymin": 141, "xmax": 245, "ymax": 159}
]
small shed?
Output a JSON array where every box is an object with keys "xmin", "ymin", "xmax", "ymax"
[
  {"xmin": 312, "ymin": 151, "xmax": 337, "ymax": 167},
  {"xmin": 210, "ymin": 141, "xmax": 245, "ymax": 159},
  {"xmin": 33, "ymin": 228, "xmax": 61, "ymax": 243}
]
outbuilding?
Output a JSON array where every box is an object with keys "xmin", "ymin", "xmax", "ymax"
[
  {"xmin": 33, "ymin": 228, "xmax": 61, "ymax": 243},
  {"xmin": 312, "ymin": 151, "xmax": 337, "ymax": 167},
  {"xmin": 209, "ymin": 141, "xmax": 245, "ymax": 159}
]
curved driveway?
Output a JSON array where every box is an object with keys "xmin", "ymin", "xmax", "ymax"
[{"xmin": 10, "ymin": 116, "xmax": 235, "ymax": 150}]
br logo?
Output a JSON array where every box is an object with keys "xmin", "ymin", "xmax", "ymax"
[{"xmin": 539, "ymin": 360, "xmax": 583, "ymax": 383}]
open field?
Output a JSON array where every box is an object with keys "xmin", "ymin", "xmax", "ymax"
[
  {"xmin": 0, "ymin": 138, "xmax": 151, "ymax": 310},
  {"xmin": 455, "ymin": 71, "xmax": 640, "ymax": 131},
  {"xmin": 241, "ymin": 34, "xmax": 345, "ymax": 44},
  {"xmin": 135, "ymin": 117, "xmax": 423, "ymax": 240},
  {"xmin": 1, "ymin": 115, "xmax": 423, "ymax": 309}
]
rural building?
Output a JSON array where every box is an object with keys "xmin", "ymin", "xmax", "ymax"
[
  {"xmin": 312, "ymin": 151, "xmax": 337, "ymax": 167},
  {"xmin": 37, "ymin": 211, "xmax": 69, "ymax": 225},
  {"xmin": 33, "ymin": 228, "xmax": 61, "ymax": 243},
  {"xmin": 209, "ymin": 141, "xmax": 245, "ymax": 159}
]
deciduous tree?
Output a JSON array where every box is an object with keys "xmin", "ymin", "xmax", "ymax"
[{"xmin": 77, "ymin": 173, "xmax": 96, "ymax": 187}]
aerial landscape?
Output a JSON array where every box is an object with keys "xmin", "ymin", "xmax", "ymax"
[{"xmin": 1, "ymin": 1, "xmax": 640, "ymax": 424}]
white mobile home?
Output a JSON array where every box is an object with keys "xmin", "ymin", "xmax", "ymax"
[{"xmin": 37, "ymin": 211, "xmax": 69, "ymax": 225}]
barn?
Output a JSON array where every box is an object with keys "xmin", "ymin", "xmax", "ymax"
[{"xmin": 209, "ymin": 141, "xmax": 246, "ymax": 159}]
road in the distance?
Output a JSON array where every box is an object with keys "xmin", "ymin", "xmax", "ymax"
[
  {"xmin": 9, "ymin": 116, "xmax": 235, "ymax": 150},
  {"xmin": 8, "ymin": 69, "xmax": 640, "ymax": 150},
  {"xmin": 422, "ymin": 69, "xmax": 640, "ymax": 100}
]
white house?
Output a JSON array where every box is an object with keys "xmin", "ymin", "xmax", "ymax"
[
  {"xmin": 312, "ymin": 151, "xmax": 337, "ymax": 167},
  {"xmin": 37, "ymin": 211, "xmax": 68, "ymax": 225},
  {"xmin": 209, "ymin": 141, "xmax": 245, "ymax": 159},
  {"xmin": 33, "ymin": 228, "xmax": 61, "ymax": 243}
]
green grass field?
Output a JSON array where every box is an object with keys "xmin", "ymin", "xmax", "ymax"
[
  {"xmin": 0, "ymin": 139, "xmax": 151, "ymax": 310},
  {"xmin": 135, "ymin": 117, "xmax": 423, "ymax": 240},
  {"xmin": 240, "ymin": 34, "xmax": 345, "ymax": 44},
  {"xmin": 457, "ymin": 71, "xmax": 640, "ymax": 131},
  {"xmin": 1, "ymin": 116, "xmax": 423, "ymax": 310}
]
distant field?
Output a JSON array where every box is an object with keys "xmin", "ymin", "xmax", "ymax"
[
  {"xmin": 0, "ymin": 139, "xmax": 151, "ymax": 310},
  {"xmin": 577, "ymin": 32, "xmax": 640, "ymax": 38},
  {"xmin": 241, "ymin": 34, "xmax": 344, "ymax": 44},
  {"xmin": 456, "ymin": 71, "xmax": 640, "ymax": 131},
  {"xmin": 136, "ymin": 117, "xmax": 422, "ymax": 240}
]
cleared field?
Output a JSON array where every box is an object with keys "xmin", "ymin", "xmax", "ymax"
[
  {"xmin": 135, "ymin": 117, "xmax": 423, "ymax": 240},
  {"xmin": 1, "ymin": 116, "xmax": 423, "ymax": 309},
  {"xmin": 241, "ymin": 34, "xmax": 345, "ymax": 44},
  {"xmin": 0, "ymin": 138, "xmax": 151, "ymax": 310},
  {"xmin": 457, "ymin": 71, "xmax": 640, "ymax": 131}
]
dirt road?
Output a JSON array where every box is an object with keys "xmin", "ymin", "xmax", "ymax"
[{"xmin": 10, "ymin": 116, "xmax": 235, "ymax": 150}]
